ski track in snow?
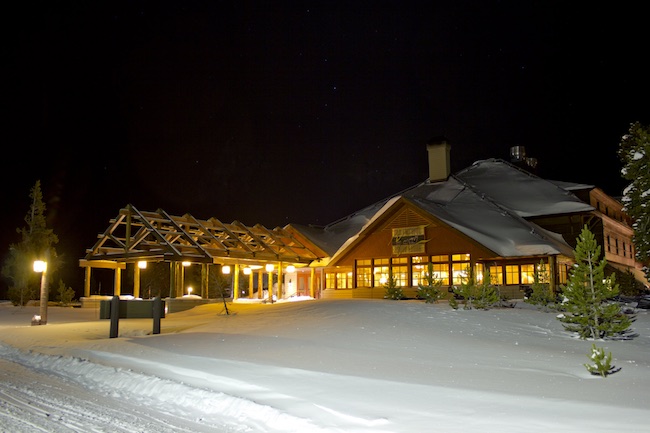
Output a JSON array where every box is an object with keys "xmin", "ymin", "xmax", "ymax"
[{"xmin": 0, "ymin": 343, "xmax": 331, "ymax": 433}]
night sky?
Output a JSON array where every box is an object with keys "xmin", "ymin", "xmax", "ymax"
[{"xmin": 3, "ymin": 1, "xmax": 649, "ymax": 293}]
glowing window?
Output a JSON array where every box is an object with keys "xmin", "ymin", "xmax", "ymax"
[
  {"xmin": 373, "ymin": 258, "xmax": 390, "ymax": 287},
  {"xmin": 452, "ymin": 263, "xmax": 470, "ymax": 285},
  {"xmin": 558, "ymin": 264, "xmax": 568, "ymax": 284},
  {"xmin": 325, "ymin": 273, "xmax": 336, "ymax": 289},
  {"xmin": 521, "ymin": 264, "xmax": 535, "ymax": 285},
  {"xmin": 356, "ymin": 259, "xmax": 372, "ymax": 287},
  {"xmin": 505, "ymin": 265, "xmax": 520, "ymax": 285},
  {"xmin": 488, "ymin": 266, "xmax": 503, "ymax": 285},
  {"xmin": 356, "ymin": 266, "xmax": 372, "ymax": 288},
  {"xmin": 391, "ymin": 258, "xmax": 408, "ymax": 287},
  {"xmin": 336, "ymin": 272, "xmax": 353, "ymax": 289}
]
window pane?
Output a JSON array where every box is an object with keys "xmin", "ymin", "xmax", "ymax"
[
  {"xmin": 452, "ymin": 263, "xmax": 469, "ymax": 285},
  {"xmin": 452, "ymin": 253, "xmax": 470, "ymax": 262},
  {"xmin": 392, "ymin": 265, "xmax": 408, "ymax": 287},
  {"xmin": 356, "ymin": 267, "xmax": 372, "ymax": 287},
  {"xmin": 489, "ymin": 266, "xmax": 503, "ymax": 285},
  {"xmin": 412, "ymin": 256, "xmax": 428, "ymax": 265},
  {"xmin": 431, "ymin": 263, "xmax": 450, "ymax": 285},
  {"xmin": 373, "ymin": 265, "xmax": 389, "ymax": 287},
  {"xmin": 412, "ymin": 262, "xmax": 428, "ymax": 286},
  {"xmin": 326, "ymin": 273, "xmax": 336, "ymax": 289},
  {"xmin": 521, "ymin": 264, "xmax": 535, "ymax": 284},
  {"xmin": 505, "ymin": 265, "xmax": 520, "ymax": 285}
]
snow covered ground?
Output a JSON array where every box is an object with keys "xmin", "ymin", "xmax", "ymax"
[{"xmin": 0, "ymin": 297, "xmax": 648, "ymax": 433}]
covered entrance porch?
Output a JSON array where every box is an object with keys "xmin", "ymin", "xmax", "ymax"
[{"xmin": 79, "ymin": 205, "xmax": 326, "ymax": 308}]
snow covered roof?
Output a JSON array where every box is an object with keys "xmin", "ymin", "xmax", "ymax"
[
  {"xmin": 298, "ymin": 159, "xmax": 592, "ymax": 260},
  {"xmin": 454, "ymin": 159, "xmax": 594, "ymax": 218}
]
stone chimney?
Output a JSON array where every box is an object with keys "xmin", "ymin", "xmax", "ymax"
[{"xmin": 427, "ymin": 137, "xmax": 451, "ymax": 182}]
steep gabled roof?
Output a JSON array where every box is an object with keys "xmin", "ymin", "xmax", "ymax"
[
  {"xmin": 454, "ymin": 159, "xmax": 594, "ymax": 218},
  {"xmin": 296, "ymin": 159, "xmax": 587, "ymax": 261}
]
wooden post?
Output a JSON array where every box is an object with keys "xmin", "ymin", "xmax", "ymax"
[
  {"xmin": 133, "ymin": 264, "xmax": 141, "ymax": 298},
  {"xmin": 114, "ymin": 267, "xmax": 122, "ymax": 296},
  {"xmin": 109, "ymin": 296, "xmax": 119, "ymax": 338},
  {"xmin": 277, "ymin": 262, "xmax": 283, "ymax": 300},
  {"xmin": 233, "ymin": 264, "xmax": 240, "ymax": 300},
  {"xmin": 84, "ymin": 266, "xmax": 91, "ymax": 297},
  {"xmin": 152, "ymin": 297, "xmax": 162, "ymax": 335}
]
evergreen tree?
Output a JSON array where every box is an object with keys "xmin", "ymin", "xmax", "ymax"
[
  {"xmin": 417, "ymin": 262, "xmax": 443, "ymax": 303},
  {"xmin": 2, "ymin": 181, "xmax": 60, "ymax": 304},
  {"xmin": 584, "ymin": 344, "xmax": 620, "ymax": 377},
  {"xmin": 558, "ymin": 226, "xmax": 635, "ymax": 340},
  {"xmin": 618, "ymin": 121, "xmax": 650, "ymax": 282},
  {"xmin": 384, "ymin": 267, "xmax": 404, "ymax": 300},
  {"xmin": 56, "ymin": 279, "xmax": 76, "ymax": 306},
  {"xmin": 452, "ymin": 266, "xmax": 499, "ymax": 310},
  {"xmin": 525, "ymin": 260, "xmax": 556, "ymax": 311}
]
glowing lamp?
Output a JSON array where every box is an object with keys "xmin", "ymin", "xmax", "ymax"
[
  {"xmin": 33, "ymin": 260, "xmax": 47, "ymax": 272},
  {"xmin": 286, "ymin": 265, "xmax": 295, "ymax": 273},
  {"xmin": 265, "ymin": 264, "xmax": 274, "ymax": 272},
  {"xmin": 137, "ymin": 261, "xmax": 147, "ymax": 269},
  {"xmin": 222, "ymin": 265, "xmax": 231, "ymax": 274},
  {"xmin": 243, "ymin": 267, "xmax": 252, "ymax": 275}
]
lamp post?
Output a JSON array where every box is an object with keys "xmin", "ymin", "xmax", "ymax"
[{"xmin": 33, "ymin": 260, "xmax": 48, "ymax": 325}]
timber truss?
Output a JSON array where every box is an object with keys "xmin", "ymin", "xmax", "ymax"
[{"xmin": 83, "ymin": 204, "xmax": 323, "ymax": 266}]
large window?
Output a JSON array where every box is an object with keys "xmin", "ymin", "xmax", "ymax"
[
  {"xmin": 351, "ymin": 253, "xmax": 471, "ymax": 288},
  {"xmin": 326, "ymin": 273, "xmax": 336, "ymax": 289},
  {"xmin": 373, "ymin": 258, "xmax": 390, "ymax": 287},
  {"xmin": 451, "ymin": 254, "xmax": 471, "ymax": 285},
  {"xmin": 337, "ymin": 272, "xmax": 353, "ymax": 289},
  {"xmin": 505, "ymin": 265, "xmax": 520, "ymax": 285},
  {"xmin": 392, "ymin": 257, "xmax": 409, "ymax": 287},
  {"xmin": 356, "ymin": 259, "xmax": 372, "ymax": 287},
  {"xmin": 326, "ymin": 270, "xmax": 353, "ymax": 289},
  {"xmin": 520, "ymin": 264, "xmax": 535, "ymax": 285},
  {"xmin": 411, "ymin": 256, "xmax": 429, "ymax": 286},
  {"xmin": 488, "ymin": 265, "xmax": 503, "ymax": 285}
]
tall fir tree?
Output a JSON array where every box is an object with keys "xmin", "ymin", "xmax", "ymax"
[
  {"xmin": 617, "ymin": 121, "xmax": 650, "ymax": 282},
  {"xmin": 558, "ymin": 226, "xmax": 634, "ymax": 340},
  {"xmin": 1, "ymin": 181, "xmax": 60, "ymax": 305}
]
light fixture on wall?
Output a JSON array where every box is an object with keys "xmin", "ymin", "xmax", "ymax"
[{"xmin": 222, "ymin": 265, "xmax": 231, "ymax": 274}]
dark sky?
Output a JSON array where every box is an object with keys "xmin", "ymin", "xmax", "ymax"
[{"xmin": 3, "ymin": 1, "xmax": 649, "ymax": 293}]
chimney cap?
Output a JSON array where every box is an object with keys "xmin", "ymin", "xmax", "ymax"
[{"xmin": 427, "ymin": 136, "xmax": 449, "ymax": 146}]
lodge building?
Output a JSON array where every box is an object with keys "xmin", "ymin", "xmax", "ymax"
[{"xmin": 79, "ymin": 141, "xmax": 648, "ymax": 308}]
